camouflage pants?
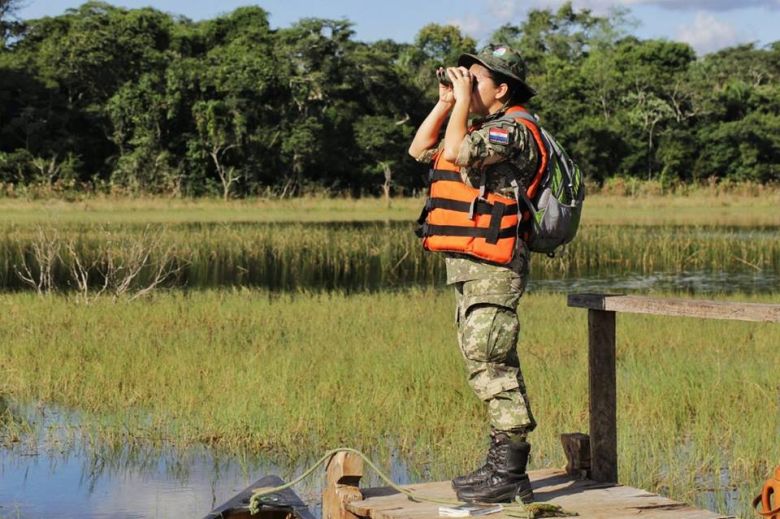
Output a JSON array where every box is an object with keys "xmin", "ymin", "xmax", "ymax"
[{"xmin": 454, "ymin": 275, "xmax": 536, "ymax": 433}]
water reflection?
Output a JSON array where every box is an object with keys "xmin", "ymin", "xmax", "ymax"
[
  {"xmin": 0, "ymin": 403, "xmax": 421, "ymax": 519},
  {"xmin": 3, "ymin": 447, "xmax": 259, "ymax": 518},
  {"xmin": 1, "ymin": 402, "xmax": 278, "ymax": 518}
]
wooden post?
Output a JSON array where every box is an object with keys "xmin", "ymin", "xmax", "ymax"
[
  {"xmin": 323, "ymin": 451, "xmax": 363, "ymax": 519},
  {"xmin": 588, "ymin": 309, "xmax": 617, "ymax": 483},
  {"xmin": 560, "ymin": 433, "xmax": 591, "ymax": 479}
]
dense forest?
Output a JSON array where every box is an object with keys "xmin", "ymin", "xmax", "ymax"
[{"xmin": 0, "ymin": 0, "xmax": 778, "ymax": 197}]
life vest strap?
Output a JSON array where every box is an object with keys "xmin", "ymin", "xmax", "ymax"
[
  {"xmin": 428, "ymin": 169, "xmax": 463, "ymax": 183},
  {"xmin": 486, "ymin": 201, "xmax": 506, "ymax": 244},
  {"xmin": 419, "ymin": 223, "xmax": 516, "ymax": 242},
  {"xmin": 427, "ymin": 197, "xmax": 518, "ymax": 217}
]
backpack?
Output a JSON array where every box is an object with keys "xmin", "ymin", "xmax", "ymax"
[{"xmin": 511, "ymin": 111, "xmax": 585, "ymax": 257}]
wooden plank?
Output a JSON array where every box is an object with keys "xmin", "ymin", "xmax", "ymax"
[
  {"xmin": 567, "ymin": 294, "xmax": 780, "ymax": 323},
  {"xmin": 588, "ymin": 309, "xmax": 617, "ymax": 484},
  {"xmin": 323, "ymin": 452, "xmax": 364, "ymax": 519},
  {"xmin": 346, "ymin": 469, "xmax": 727, "ymax": 519},
  {"xmin": 560, "ymin": 432, "xmax": 590, "ymax": 479}
]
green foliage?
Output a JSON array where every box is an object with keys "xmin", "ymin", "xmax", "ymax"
[
  {"xmin": 0, "ymin": 0, "xmax": 22, "ymax": 47},
  {"xmin": 0, "ymin": 2, "xmax": 778, "ymax": 194}
]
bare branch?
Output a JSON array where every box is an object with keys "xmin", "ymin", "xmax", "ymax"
[{"xmin": 13, "ymin": 227, "xmax": 60, "ymax": 294}]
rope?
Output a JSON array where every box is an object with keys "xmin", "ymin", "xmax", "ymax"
[{"xmin": 248, "ymin": 447, "xmax": 577, "ymax": 518}]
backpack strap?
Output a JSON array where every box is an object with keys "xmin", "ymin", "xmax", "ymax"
[{"xmin": 496, "ymin": 110, "xmax": 545, "ymax": 222}]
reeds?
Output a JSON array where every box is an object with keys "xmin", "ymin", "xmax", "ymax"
[{"xmin": 0, "ymin": 222, "xmax": 777, "ymax": 292}]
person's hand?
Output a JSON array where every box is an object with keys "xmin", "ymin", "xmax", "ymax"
[
  {"xmin": 446, "ymin": 66, "xmax": 473, "ymax": 104},
  {"xmin": 436, "ymin": 68, "xmax": 455, "ymax": 105}
]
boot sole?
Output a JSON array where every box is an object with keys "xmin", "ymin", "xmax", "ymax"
[
  {"xmin": 456, "ymin": 485, "xmax": 534, "ymax": 504},
  {"xmin": 451, "ymin": 479, "xmax": 486, "ymax": 491}
]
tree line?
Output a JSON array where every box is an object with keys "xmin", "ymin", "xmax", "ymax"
[{"xmin": 0, "ymin": 1, "xmax": 778, "ymax": 198}]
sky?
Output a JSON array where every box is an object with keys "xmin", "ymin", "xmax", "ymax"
[{"xmin": 13, "ymin": 0, "xmax": 780, "ymax": 55}]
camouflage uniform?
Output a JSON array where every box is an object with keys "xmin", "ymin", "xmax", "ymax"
[{"xmin": 416, "ymin": 113, "xmax": 539, "ymax": 434}]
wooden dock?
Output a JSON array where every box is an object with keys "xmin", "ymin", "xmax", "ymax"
[
  {"xmin": 322, "ymin": 295, "xmax": 780, "ymax": 519},
  {"xmin": 323, "ymin": 450, "xmax": 729, "ymax": 519},
  {"xmin": 345, "ymin": 468, "xmax": 727, "ymax": 519}
]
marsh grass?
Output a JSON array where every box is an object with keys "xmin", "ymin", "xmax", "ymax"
[
  {"xmin": 0, "ymin": 222, "xmax": 777, "ymax": 291},
  {"xmin": 1, "ymin": 289, "xmax": 778, "ymax": 516},
  {"xmin": 0, "ymin": 190, "xmax": 779, "ymax": 226}
]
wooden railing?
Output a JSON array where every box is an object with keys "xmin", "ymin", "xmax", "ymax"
[{"xmin": 567, "ymin": 293, "xmax": 780, "ymax": 483}]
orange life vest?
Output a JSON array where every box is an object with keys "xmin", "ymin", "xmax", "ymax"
[{"xmin": 417, "ymin": 106, "xmax": 549, "ymax": 265}]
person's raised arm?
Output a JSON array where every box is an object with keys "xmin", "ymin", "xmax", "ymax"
[
  {"xmin": 443, "ymin": 67, "xmax": 472, "ymax": 162},
  {"xmin": 408, "ymin": 70, "xmax": 455, "ymax": 159}
]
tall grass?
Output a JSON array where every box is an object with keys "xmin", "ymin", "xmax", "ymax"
[
  {"xmin": 1, "ymin": 289, "xmax": 777, "ymax": 516},
  {"xmin": 0, "ymin": 222, "xmax": 777, "ymax": 291},
  {"xmin": 0, "ymin": 189, "xmax": 779, "ymax": 226}
]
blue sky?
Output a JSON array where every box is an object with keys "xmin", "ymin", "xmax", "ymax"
[{"xmin": 15, "ymin": 0, "xmax": 780, "ymax": 55}]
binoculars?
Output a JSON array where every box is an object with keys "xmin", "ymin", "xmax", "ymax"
[{"xmin": 436, "ymin": 68, "xmax": 477, "ymax": 91}]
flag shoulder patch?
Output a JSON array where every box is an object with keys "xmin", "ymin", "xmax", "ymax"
[{"xmin": 488, "ymin": 127, "xmax": 510, "ymax": 145}]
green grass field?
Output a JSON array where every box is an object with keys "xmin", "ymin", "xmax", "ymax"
[
  {"xmin": 1, "ymin": 189, "xmax": 779, "ymax": 226},
  {"xmin": 1, "ymin": 289, "xmax": 778, "ymax": 516}
]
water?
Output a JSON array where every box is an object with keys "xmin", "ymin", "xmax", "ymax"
[
  {"xmin": 1, "ymin": 435, "xmax": 314, "ymax": 518},
  {"xmin": 1, "ymin": 446, "xmax": 256, "ymax": 518},
  {"xmin": 0, "ymin": 403, "xmax": 418, "ymax": 519}
]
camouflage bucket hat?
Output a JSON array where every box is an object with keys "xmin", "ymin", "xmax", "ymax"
[{"xmin": 458, "ymin": 44, "xmax": 536, "ymax": 97}]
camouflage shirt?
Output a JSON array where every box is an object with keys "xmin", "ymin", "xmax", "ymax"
[{"xmin": 415, "ymin": 111, "xmax": 540, "ymax": 283}]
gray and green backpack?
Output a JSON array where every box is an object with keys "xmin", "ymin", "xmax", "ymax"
[{"xmin": 511, "ymin": 111, "xmax": 585, "ymax": 257}]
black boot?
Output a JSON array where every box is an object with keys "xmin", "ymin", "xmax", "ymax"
[
  {"xmin": 452, "ymin": 430, "xmax": 500, "ymax": 490},
  {"xmin": 455, "ymin": 432, "xmax": 534, "ymax": 504}
]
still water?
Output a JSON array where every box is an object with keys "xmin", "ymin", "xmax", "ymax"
[
  {"xmin": 1, "ymin": 442, "xmax": 265, "ymax": 518},
  {"xmin": 0, "ymin": 404, "xmax": 414, "ymax": 518}
]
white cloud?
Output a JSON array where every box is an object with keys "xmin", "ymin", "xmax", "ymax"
[
  {"xmin": 486, "ymin": 0, "xmax": 526, "ymax": 22},
  {"xmin": 676, "ymin": 11, "xmax": 741, "ymax": 54},
  {"xmin": 625, "ymin": 0, "xmax": 780, "ymax": 11},
  {"xmin": 448, "ymin": 14, "xmax": 490, "ymax": 39},
  {"xmin": 463, "ymin": 0, "xmax": 766, "ymax": 49},
  {"xmin": 479, "ymin": 0, "xmax": 780, "ymax": 14}
]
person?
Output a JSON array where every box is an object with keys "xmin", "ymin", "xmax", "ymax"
[{"xmin": 408, "ymin": 44, "xmax": 543, "ymax": 504}]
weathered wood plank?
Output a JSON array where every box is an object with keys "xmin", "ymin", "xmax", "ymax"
[
  {"xmin": 323, "ymin": 452, "xmax": 364, "ymax": 519},
  {"xmin": 346, "ymin": 469, "xmax": 726, "ymax": 519},
  {"xmin": 568, "ymin": 294, "xmax": 780, "ymax": 323},
  {"xmin": 560, "ymin": 432, "xmax": 590, "ymax": 479},
  {"xmin": 588, "ymin": 309, "xmax": 617, "ymax": 484}
]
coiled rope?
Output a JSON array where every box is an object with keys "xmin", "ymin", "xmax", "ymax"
[{"xmin": 248, "ymin": 447, "xmax": 576, "ymax": 518}]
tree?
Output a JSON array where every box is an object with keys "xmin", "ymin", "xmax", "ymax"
[
  {"xmin": 169, "ymin": 7, "xmax": 280, "ymax": 196},
  {"xmin": 353, "ymin": 115, "xmax": 413, "ymax": 203},
  {"xmin": 192, "ymin": 99, "xmax": 244, "ymax": 200},
  {"xmin": 274, "ymin": 18, "xmax": 361, "ymax": 194},
  {"xmin": 106, "ymin": 71, "xmax": 179, "ymax": 192},
  {"xmin": 3, "ymin": 2, "xmax": 175, "ymax": 184},
  {"xmin": 399, "ymin": 24, "xmax": 476, "ymax": 100},
  {"xmin": 0, "ymin": 3, "xmax": 778, "ymax": 193},
  {"xmin": 0, "ymin": 0, "xmax": 21, "ymax": 48}
]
